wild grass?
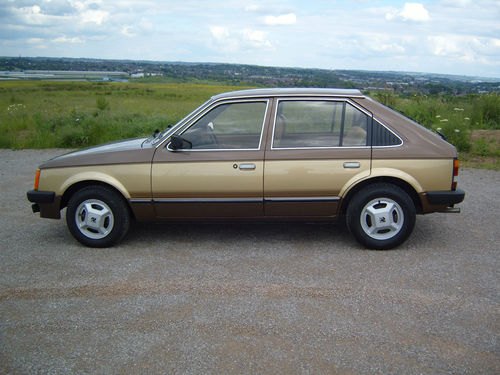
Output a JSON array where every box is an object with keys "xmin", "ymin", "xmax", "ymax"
[
  {"xmin": 0, "ymin": 81, "xmax": 249, "ymax": 148},
  {"xmin": 372, "ymin": 91, "xmax": 500, "ymax": 154},
  {"xmin": 1, "ymin": 81, "xmax": 498, "ymax": 169}
]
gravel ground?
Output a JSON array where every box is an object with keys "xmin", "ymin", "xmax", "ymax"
[{"xmin": 0, "ymin": 149, "xmax": 499, "ymax": 374}]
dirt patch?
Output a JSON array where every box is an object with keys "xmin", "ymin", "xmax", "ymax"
[
  {"xmin": 471, "ymin": 129, "xmax": 500, "ymax": 142},
  {"xmin": 464, "ymin": 130, "xmax": 500, "ymax": 170}
]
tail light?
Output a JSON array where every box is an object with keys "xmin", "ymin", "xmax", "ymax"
[
  {"xmin": 452, "ymin": 159, "xmax": 459, "ymax": 190},
  {"xmin": 34, "ymin": 169, "xmax": 40, "ymax": 190}
]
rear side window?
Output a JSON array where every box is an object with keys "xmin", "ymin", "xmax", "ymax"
[
  {"xmin": 372, "ymin": 119, "xmax": 402, "ymax": 146},
  {"xmin": 272, "ymin": 100, "xmax": 370, "ymax": 148}
]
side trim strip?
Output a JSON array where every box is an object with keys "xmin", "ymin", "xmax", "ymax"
[
  {"xmin": 153, "ymin": 198, "xmax": 263, "ymax": 204},
  {"xmin": 130, "ymin": 199, "xmax": 153, "ymax": 204},
  {"xmin": 132, "ymin": 197, "xmax": 342, "ymax": 204},
  {"xmin": 264, "ymin": 197, "xmax": 341, "ymax": 203}
]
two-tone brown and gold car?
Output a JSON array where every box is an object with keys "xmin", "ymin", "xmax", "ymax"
[{"xmin": 27, "ymin": 88, "xmax": 465, "ymax": 249}]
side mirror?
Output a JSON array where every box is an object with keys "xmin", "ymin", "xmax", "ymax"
[{"xmin": 169, "ymin": 134, "xmax": 192, "ymax": 150}]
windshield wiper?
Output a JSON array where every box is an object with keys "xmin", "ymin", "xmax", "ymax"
[{"xmin": 435, "ymin": 130, "xmax": 447, "ymax": 141}]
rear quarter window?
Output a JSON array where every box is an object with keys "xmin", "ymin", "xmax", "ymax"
[{"xmin": 372, "ymin": 119, "xmax": 402, "ymax": 146}]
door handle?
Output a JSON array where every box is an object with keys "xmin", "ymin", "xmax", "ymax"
[
  {"xmin": 343, "ymin": 162, "xmax": 360, "ymax": 168},
  {"xmin": 239, "ymin": 163, "xmax": 256, "ymax": 170}
]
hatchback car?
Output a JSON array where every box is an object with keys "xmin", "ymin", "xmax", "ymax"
[{"xmin": 27, "ymin": 88, "xmax": 464, "ymax": 249}]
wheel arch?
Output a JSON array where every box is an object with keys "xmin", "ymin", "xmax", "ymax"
[
  {"xmin": 340, "ymin": 176, "xmax": 423, "ymax": 216},
  {"xmin": 60, "ymin": 180, "xmax": 135, "ymax": 220}
]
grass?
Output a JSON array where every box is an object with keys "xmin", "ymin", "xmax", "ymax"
[
  {"xmin": 0, "ymin": 81, "xmax": 498, "ymax": 169},
  {"xmin": 0, "ymin": 81, "xmax": 250, "ymax": 148},
  {"xmin": 371, "ymin": 91, "xmax": 500, "ymax": 169}
]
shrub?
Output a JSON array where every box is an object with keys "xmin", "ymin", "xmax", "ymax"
[
  {"xmin": 374, "ymin": 90, "xmax": 397, "ymax": 108},
  {"xmin": 433, "ymin": 120, "xmax": 471, "ymax": 153},
  {"xmin": 471, "ymin": 137, "xmax": 500, "ymax": 157},
  {"xmin": 96, "ymin": 96, "xmax": 110, "ymax": 111},
  {"xmin": 472, "ymin": 138, "xmax": 491, "ymax": 157},
  {"xmin": 472, "ymin": 93, "xmax": 500, "ymax": 129}
]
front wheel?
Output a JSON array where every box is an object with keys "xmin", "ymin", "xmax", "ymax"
[
  {"xmin": 346, "ymin": 183, "xmax": 416, "ymax": 250},
  {"xmin": 66, "ymin": 186, "xmax": 130, "ymax": 247}
]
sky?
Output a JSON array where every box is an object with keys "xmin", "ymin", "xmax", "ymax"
[{"xmin": 1, "ymin": 0, "xmax": 499, "ymax": 78}]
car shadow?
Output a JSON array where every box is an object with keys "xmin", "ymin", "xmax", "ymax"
[{"xmin": 125, "ymin": 220, "xmax": 356, "ymax": 250}]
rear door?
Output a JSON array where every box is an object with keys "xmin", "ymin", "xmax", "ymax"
[
  {"xmin": 264, "ymin": 98, "xmax": 372, "ymax": 217},
  {"xmin": 152, "ymin": 99, "xmax": 271, "ymax": 218}
]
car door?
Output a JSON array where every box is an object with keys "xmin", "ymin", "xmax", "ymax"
[
  {"xmin": 264, "ymin": 98, "xmax": 372, "ymax": 217},
  {"xmin": 152, "ymin": 99, "xmax": 271, "ymax": 218}
]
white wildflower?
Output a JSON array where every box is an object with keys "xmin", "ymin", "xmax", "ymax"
[
  {"xmin": 437, "ymin": 127, "xmax": 442, "ymax": 131},
  {"xmin": 464, "ymin": 117, "xmax": 470, "ymax": 120},
  {"xmin": 455, "ymin": 129, "xmax": 460, "ymax": 133},
  {"xmin": 454, "ymin": 107, "xmax": 464, "ymax": 111},
  {"xmin": 7, "ymin": 104, "xmax": 25, "ymax": 112},
  {"xmin": 436, "ymin": 115, "xmax": 441, "ymax": 118},
  {"xmin": 440, "ymin": 119, "xmax": 449, "ymax": 122}
]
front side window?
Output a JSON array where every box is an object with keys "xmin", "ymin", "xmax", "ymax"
[
  {"xmin": 272, "ymin": 100, "xmax": 370, "ymax": 148},
  {"xmin": 182, "ymin": 101, "xmax": 267, "ymax": 150}
]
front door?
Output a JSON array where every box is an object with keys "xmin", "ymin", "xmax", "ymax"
[
  {"xmin": 152, "ymin": 99, "xmax": 270, "ymax": 218},
  {"xmin": 264, "ymin": 99, "xmax": 372, "ymax": 217}
]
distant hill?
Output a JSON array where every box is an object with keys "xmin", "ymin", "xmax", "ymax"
[{"xmin": 1, "ymin": 56, "xmax": 499, "ymax": 94}]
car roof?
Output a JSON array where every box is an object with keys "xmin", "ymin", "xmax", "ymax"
[{"xmin": 211, "ymin": 88, "xmax": 364, "ymax": 100}]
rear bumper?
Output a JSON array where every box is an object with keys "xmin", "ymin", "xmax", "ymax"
[{"xmin": 425, "ymin": 188, "xmax": 465, "ymax": 205}]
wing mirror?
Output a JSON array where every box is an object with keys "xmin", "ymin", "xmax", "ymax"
[{"xmin": 169, "ymin": 134, "xmax": 192, "ymax": 150}]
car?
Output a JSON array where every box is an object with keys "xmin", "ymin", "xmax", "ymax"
[{"xmin": 27, "ymin": 88, "xmax": 465, "ymax": 249}]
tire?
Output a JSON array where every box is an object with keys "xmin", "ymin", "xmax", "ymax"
[
  {"xmin": 346, "ymin": 183, "xmax": 416, "ymax": 250},
  {"xmin": 66, "ymin": 185, "xmax": 130, "ymax": 248}
]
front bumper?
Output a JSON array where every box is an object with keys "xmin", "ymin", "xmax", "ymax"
[
  {"xmin": 27, "ymin": 190, "xmax": 55, "ymax": 204},
  {"xmin": 27, "ymin": 190, "xmax": 58, "ymax": 217}
]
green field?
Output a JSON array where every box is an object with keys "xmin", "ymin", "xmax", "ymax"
[
  {"xmin": 0, "ymin": 81, "xmax": 498, "ymax": 169},
  {"xmin": 0, "ymin": 81, "xmax": 251, "ymax": 149},
  {"xmin": 371, "ymin": 91, "xmax": 500, "ymax": 169}
]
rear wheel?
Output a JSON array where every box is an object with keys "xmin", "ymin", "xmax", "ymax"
[
  {"xmin": 346, "ymin": 183, "xmax": 416, "ymax": 250},
  {"xmin": 66, "ymin": 186, "xmax": 130, "ymax": 247}
]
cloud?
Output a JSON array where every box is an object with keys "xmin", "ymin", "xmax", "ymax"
[
  {"xmin": 80, "ymin": 9, "xmax": 108, "ymax": 24},
  {"xmin": 209, "ymin": 26, "xmax": 239, "ymax": 52},
  {"xmin": 429, "ymin": 35, "xmax": 461, "ymax": 56},
  {"xmin": 138, "ymin": 18, "xmax": 154, "ymax": 33},
  {"xmin": 263, "ymin": 13, "xmax": 296, "ymax": 26},
  {"xmin": 439, "ymin": 0, "xmax": 472, "ymax": 7},
  {"xmin": 244, "ymin": 5, "xmax": 260, "ymax": 12},
  {"xmin": 242, "ymin": 29, "xmax": 272, "ymax": 48},
  {"xmin": 428, "ymin": 34, "xmax": 500, "ymax": 66},
  {"xmin": 209, "ymin": 26, "xmax": 273, "ymax": 51},
  {"xmin": 1, "ymin": 0, "xmax": 499, "ymax": 78},
  {"xmin": 244, "ymin": 4, "xmax": 295, "ymax": 16},
  {"xmin": 27, "ymin": 38, "xmax": 44, "ymax": 44},
  {"xmin": 209, "ymin": 26, "xmax": 230, "ymax": 43},
  {"xmin": 52, "ymin": 35, "xmax": 84, "ymax": 43},
  {"xmin": 386, "ymin": 3, "xmax": 430, "ymax": 22},
  {"xmin": 14, "ymin": 4, "xmax": 54, "ymax": 25},
  {"xmin": 68, "ymin": 0, "xmax": 102, "ymax": 12},
  {"xmin": 121, "ymin": 25, "xmax": 136, "ymax": 37},
  {"xmin": 401, "ymin": 3, "xmax": 430, "ymax": 21}
]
